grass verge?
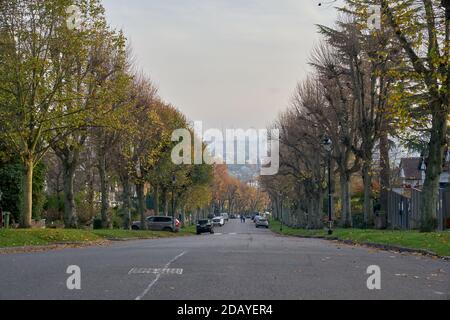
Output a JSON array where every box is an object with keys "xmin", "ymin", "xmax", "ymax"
[
  {"xmin": 269, "ymin": 219, "xmax": 450, "ymax": 257},
  {"xmin": 0, "ymin": 226, "xmax": 196, "ymax": 248}
]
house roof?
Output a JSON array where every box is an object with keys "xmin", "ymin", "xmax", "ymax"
[{"xmin": 399, "ymin": 158, "xmax": 422, "ymax": 180}]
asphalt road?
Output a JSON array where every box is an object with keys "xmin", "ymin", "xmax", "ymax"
[{"xmin": 0, "ymin": 220, "xmax": 448, "ymax": 300}]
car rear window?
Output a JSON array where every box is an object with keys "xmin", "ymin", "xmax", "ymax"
[{"xmin": 198, "ymin": 220, "xmax": 209, "ymax": 224}]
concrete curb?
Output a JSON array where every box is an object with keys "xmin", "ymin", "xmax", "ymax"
[
  {"xmin": 106, "ymin": 237, "xmax": 157, "ymax": 242},
  {"xmin": 273, "ymin": 232, "xmax": 450, "ymax": 262},
  {"xmin": 0, "ymin": 233, "xmax": 196, "ymax": 254}
]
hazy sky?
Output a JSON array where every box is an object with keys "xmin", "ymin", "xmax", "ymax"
[{"xmin": 103, "ymin": 0, "xmax": 338, "ymax": 130}]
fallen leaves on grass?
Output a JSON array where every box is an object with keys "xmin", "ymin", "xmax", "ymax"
[{"xmin": 0, "ymin": 240, "xmax": 110, "ymax": 255}]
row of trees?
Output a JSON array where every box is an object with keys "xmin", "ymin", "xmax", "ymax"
[
  {"xmin": 212, "ymin": 165, "xmax": 269, "ymax": 216},
  {"xmin": 0, "ymin": 0, "xmax": 214, "ymax": 228},
  {"xmin": 262, "ymin": 0, "xmax": 449, "ymax": 231}
]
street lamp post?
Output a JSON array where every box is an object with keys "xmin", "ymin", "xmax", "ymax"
[
  {"xmin": 172, "ymin": 174, "xmax": 176, "ymax": 230},
  {"xmin": 323, "ymin": 137, "xmax": 333, "ymax": 235}
]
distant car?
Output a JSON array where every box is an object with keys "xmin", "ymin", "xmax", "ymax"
[
  {"xmin": 196, "ymin": 219, "xmax": 214, "ymax": 235},
  {"xmin": 221, "ymin": 213, "xmax": 229, "ymax": 222},
  {"xmin": 230, "ymin": 214, "xmax": 237, "ymax": 219},
  {"xmin": 255, "ymin": 217, "xmax": 269, "ymax": 229},
  {"xmin": 212, "ymin": 217, "xmax": 225, "ymax": 227},
  {"xmin": 132, "ymin": 216, "xmax": 180, "ymax": 232}
]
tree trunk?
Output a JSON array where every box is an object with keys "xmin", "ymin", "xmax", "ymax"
[
  {"xmin": 307, "ymin": 198, "xmax": 313, "ymax": 228},
  {"xmin": 62, "ymin": 160, "xmax": 78, "ymax": 228},
  {"xmin": 163, "ymin": 189, "xmax": 169, "ymax": 216},
  {"xmin": 86, "ymin": 155, "xmax": 96, "ymax": 221},
  {"xmin": 122, "ymin": 177, "xmax": 132, "ymax": 230},
  {"xmin": 154, "ymin": 184, "xmax": 160, "ymax": 215},
  {"xmin": 420, "ymin": 106, "xmax": 447, "ymax": 231},
  {"xmin": 379, "ymin": 126, "xmax": 390, "ymax": 215},
  {"xmin": 307, "ymin": 194, "xmax": 322, "ymax": 229},
  {"xmin": 340, "ymin": 171, "xmax": 352, "ymax": 227},
  {"xmin": 98, "ymin": 154, "xmax": 111, "ymax": 229},
  {"xmin": 136, "ymin": 183, "xmax": 146, "ymax": 229},
  {"xmin": 273, "ymin": 197, "xmax": 279, "ymax": 220},
  {"xmin": 317, "ymin": 193, "xmax": 324, "ymax": 228},
  {"xmin": 21, "ymin": 159, "xmax": 33, "ymax": 228},
  {"xmin": 362, "ymin": 162, "xmax": 374, "ymax": 227}
]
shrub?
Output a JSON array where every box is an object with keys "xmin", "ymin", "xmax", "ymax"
[{"xmin": 93, "ymin": 218, "xmax": 103, "ymax": 230}]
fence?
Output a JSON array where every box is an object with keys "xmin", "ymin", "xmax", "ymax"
[
  {"xmin": 388, "ymin": 188, "xmax": 449, "ymax": 230},
  {"xmin": 387, "ymin": 190, "xmax": 411, "ymax": 229},
  {"xmin": 439, "ymin": 189, "xmax": 450, "ymax": 229},
  {"xmin": 410, "ymin": 189, "xmax": 422, "ymax": 229}
]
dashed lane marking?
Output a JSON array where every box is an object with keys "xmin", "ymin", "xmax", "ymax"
[
  {"xmin": 129, "ymin": 268, "xmax": 183, "ymax": 275},
  {"xmin": 135, "ymin": 251, "xmax": 186, "ymax": 301}
]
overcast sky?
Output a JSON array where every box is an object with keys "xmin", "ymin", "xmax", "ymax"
[{"xmin": 103, "ymin": 0, "xmax": 339, "ymax": 130}]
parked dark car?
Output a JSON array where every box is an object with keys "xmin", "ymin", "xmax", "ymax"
[
  {"xmin": 132, "ymin": 216, "xmax": 180, "ymax": 232},
  {"xmin": 196, "ymin": 219, "xmax": 214, "ymax": 235}
]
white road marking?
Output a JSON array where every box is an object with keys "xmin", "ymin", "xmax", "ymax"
[
  {"xmin": 135, "ymin": 251, "xmax": 186, "ymax": 300},
  {"xmin": 211, "ymin": 232, "xmax": 245, "ymax": 236},
  {"xmin": 129, "ymin": 268, "xmax": 183, "ymax": 275}
]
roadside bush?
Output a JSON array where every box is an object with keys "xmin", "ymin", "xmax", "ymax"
[
  {"xmin": 93, "ymin": 218, "xmax": 103, "ymax": 230},
  {"xmin": 0, "ymin": 162, "xmax": 23, "ymax": 222},
  {"xmin": 75, "ymin": 190, "xmax": 98, "ymax": 226},
  {"xmin": 111, "ymin": 207, "xmax": 124, "ymax": 229},
  {"xmin": 43, "ymin": 194, "xmax": 64, "ymax": 223},
  {"xmin": 352, "ymin": 213, "xmax": 365, "ymax": 229}
]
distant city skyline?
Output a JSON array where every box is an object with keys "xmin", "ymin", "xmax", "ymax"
[{"xmin": 103, "ymin": 0, "xmax": 339, "ymax": 130}]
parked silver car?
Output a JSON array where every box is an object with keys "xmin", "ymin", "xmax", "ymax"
[
  {"xmin": 255, "ymin": 217, "xmax": 269, "ymax": 229},
  {"xmin": 132, "ymin": 216, "xmax": 180, "ymax": 232}
]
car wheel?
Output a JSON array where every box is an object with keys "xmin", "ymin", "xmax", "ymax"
[
  {"xmin": 131, "ymin": 225, "xmax": 139, "ymax": 230},
  {"xmin": 210, "ymin": 230, "xmax": 214, "ymax": 234},
  {"xmin": 163, "ymin": 227, "xmax": 172, "ymax": 232}
]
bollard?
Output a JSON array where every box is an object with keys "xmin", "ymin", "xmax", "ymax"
[{"xmin": 4, "ymin": 212, "xmax": 10, "ymax": 229}]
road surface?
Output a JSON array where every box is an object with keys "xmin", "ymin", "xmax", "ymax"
[{"xmin": 0, "ymin": 220, "xmax": 448, "ymax": 300}]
